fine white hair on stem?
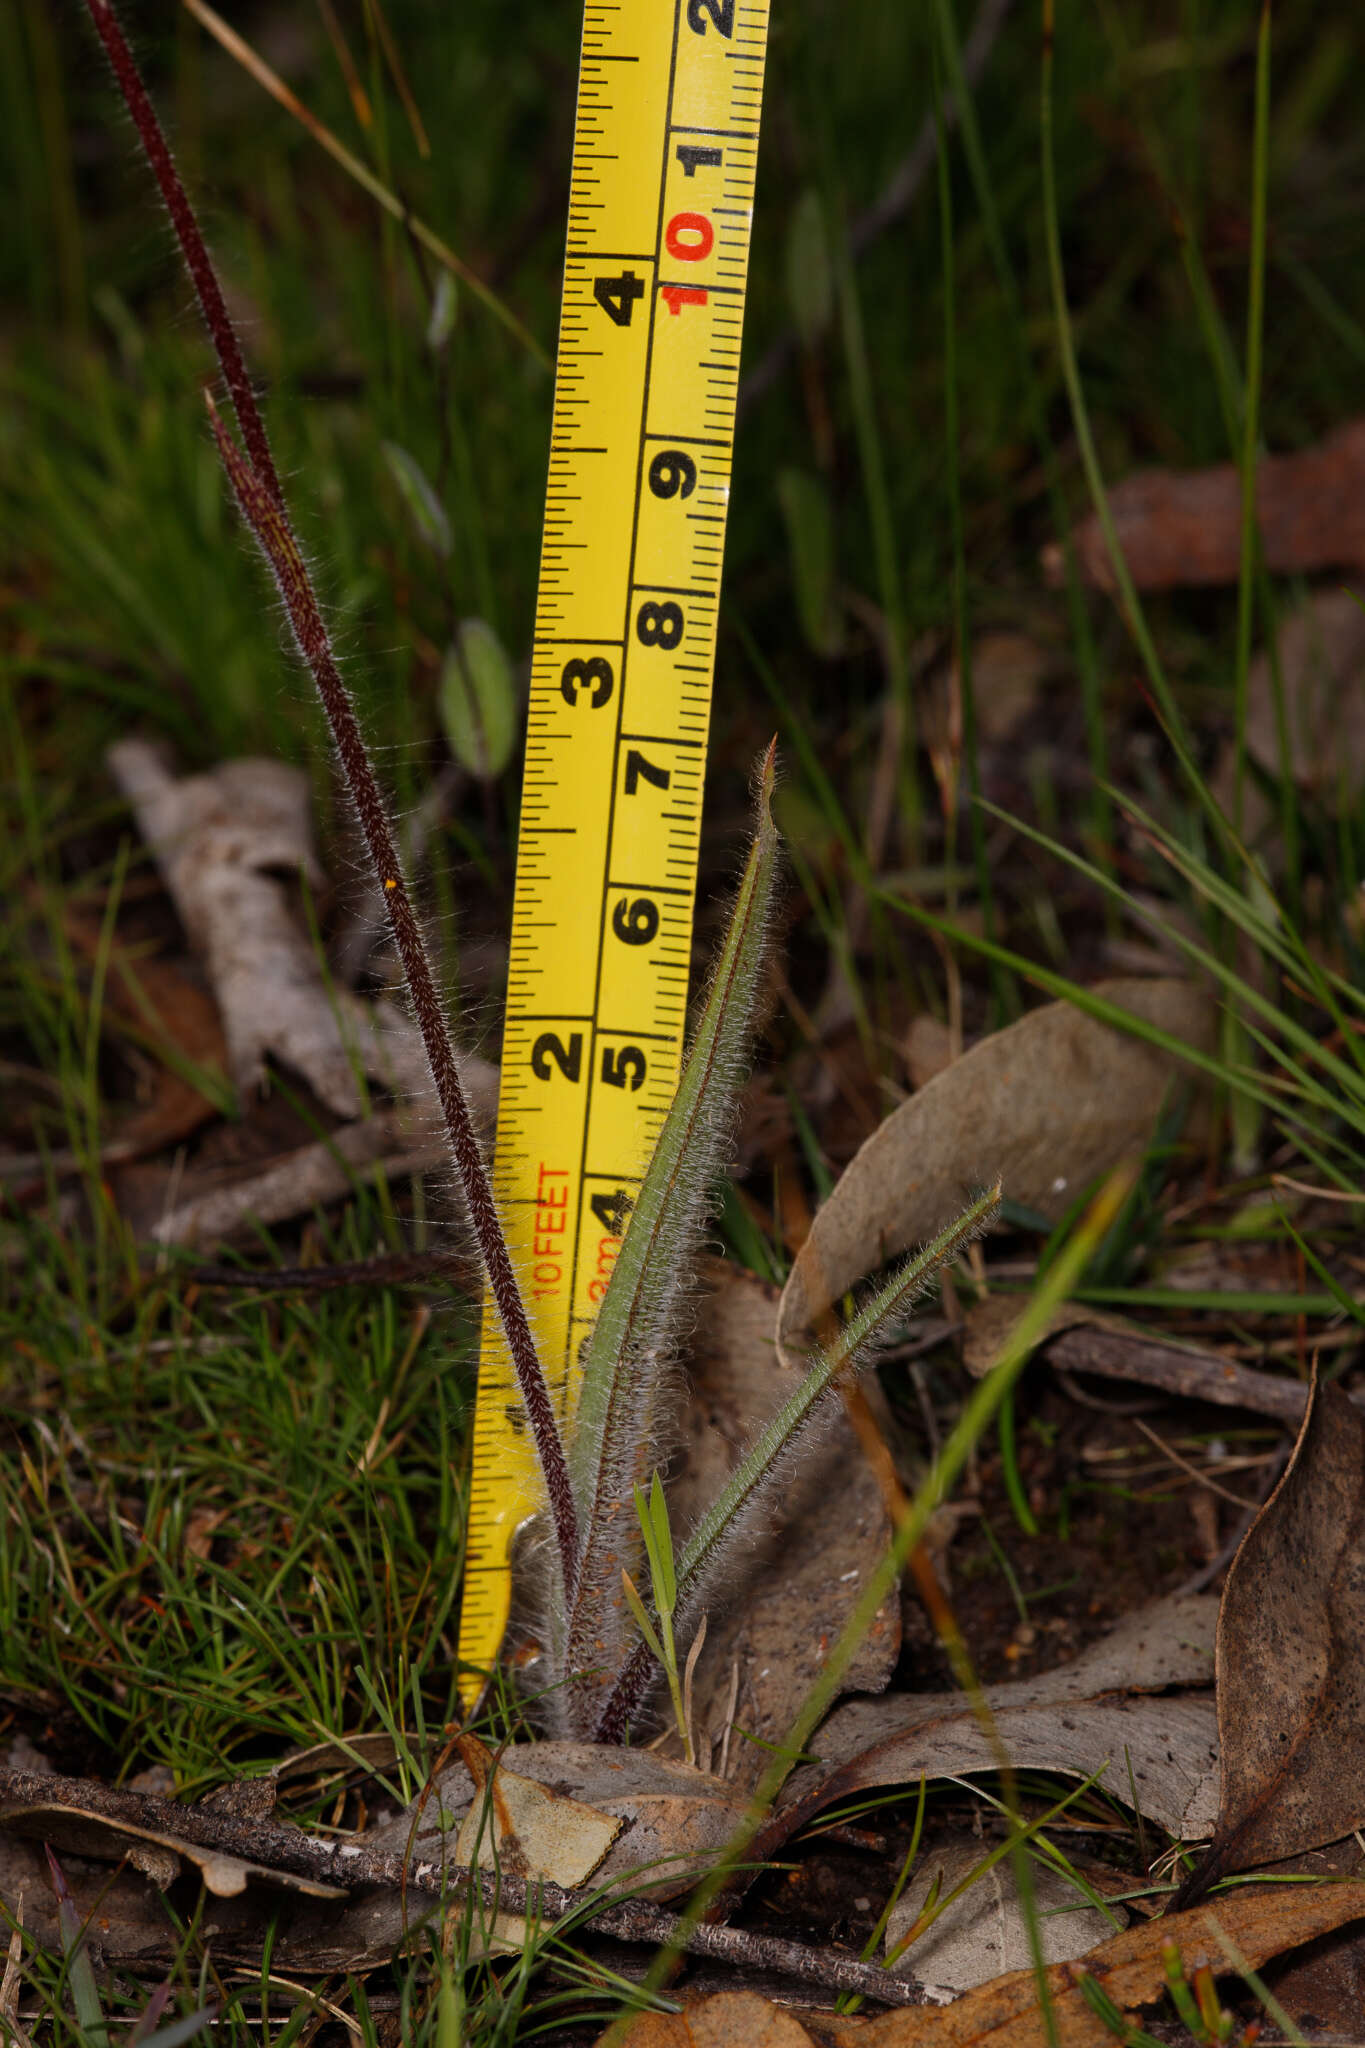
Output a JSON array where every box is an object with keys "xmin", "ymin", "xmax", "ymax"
[
  {"xmin": 87, "ymin": 0, "xmax": 1007, "ymax": 1752},
  {"xmin": 83, "ymin": 0, "xmax": 581, "ymax": 1596}
]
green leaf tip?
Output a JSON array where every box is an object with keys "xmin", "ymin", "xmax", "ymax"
[
  {"xmin": 546, "ymin": 753, "xmax": 782, "ymax": 1735},
  {"xmin": 592, "ymin": 1181, "xmax": 1001, "ymax": 1742}
]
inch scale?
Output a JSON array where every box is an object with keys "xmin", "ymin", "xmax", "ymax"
[{"xmin": 458, "ymin": 0, "xmax": 770, "ymax": 1702}]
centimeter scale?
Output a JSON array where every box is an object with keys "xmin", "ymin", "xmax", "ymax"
[{"xmin": 458, "ymin": 0, "xmax": 771, "ymax": 1701}]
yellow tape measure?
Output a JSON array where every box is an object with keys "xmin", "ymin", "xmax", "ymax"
[{"xmin": 457, "ymin": 0, "xmax": 770, "ymax": 1701}]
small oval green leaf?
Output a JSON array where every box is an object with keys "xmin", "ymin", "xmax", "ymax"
[
  {"xmin": 439, "ymin": 618, "xmax": 519, "ymax": 780},
  {"xmin": 426, "ymin": 271, "xmax": 459, "ymax": 355},
  {"xmin": 382, "ymin": 440, "xmax": 452, "ymax": 559},
  {"xmin": 785, "ymin": 187, "xmax": 833, "ymax": 349},
  {"xmin": 776, "ymin": 466, "xmax": 842, "ymax": 657}
]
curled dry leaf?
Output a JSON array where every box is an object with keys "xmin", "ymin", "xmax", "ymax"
[
  {"xmin": 0, "ymin": 1803, "xmax": 344, "ymax": 1901},
  {"xmin": 667, "ymin": 1264, "xmax": 900, "ymax": 1787},
  {"xmin": 1182, "ymin": 1368, "xmax": 1365, "ymax": 1896},
  {"xmin": 1046, "ymin": 416, "xmax": 1365, "ymax": 591},
  {"xmin": 779, "ymin": 980, "xmax": 1214, "ymax": 1356},
  {"xmin": 606, "ymin": 1883, "xmax": 1365, "ymax": 2046},
  {"xmin": 758, "ymin": 1593, "xmax": 1221, "ymax": 1855},
  {"xmin": 883, "ymin": 1841, "xmax": 1117, "ymax": 1996},
  {"xmin": 364, "ymin": 1739, "xmax": 748, "ymax": 1903},
  {"xmin": 109, "ymin": 741, "xmax": 502, "ymax": 1131},
  {"xmin": 108, "ymin": 741, "xmax": 365, "ymax": 1116}
]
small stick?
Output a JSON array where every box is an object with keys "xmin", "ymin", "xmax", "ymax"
[
  {"xmin": 0, "ymin": 1768, "xmax": 925, "ymax": 2010},
  {"xmin": 1045, "ymin": 1325, "xmax": 1316, "ymax": 1427},
  {"xmin": 189, "ymin": 1250, "xmax": 477, "ymax": 1295},
  {"xmin": 82, "ymin": 0, "xmax": 578, "ymax": 1594}
]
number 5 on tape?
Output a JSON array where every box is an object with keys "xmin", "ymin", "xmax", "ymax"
[{"xmin": 458, "ymin": 0, "xmax": 770, "ymax": 1706}]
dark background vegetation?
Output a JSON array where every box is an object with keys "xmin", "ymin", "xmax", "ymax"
[{"xmin": 3, "ymin": 1, "xmax": 1365, "ymax": 2031}]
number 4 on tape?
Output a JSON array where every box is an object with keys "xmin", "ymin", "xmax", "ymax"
[{"xmin": 457, "ymin": 0, "xmax": 770, "ymax": 1707}]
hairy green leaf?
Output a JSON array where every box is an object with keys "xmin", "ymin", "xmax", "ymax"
[
  {"xmin": 592, "ymin": 1183, "xmax": 1000, "ymax": 1741},
  {"xmin": 552, "ymin": 747, "xmax": 779, "ymax": 1734}
]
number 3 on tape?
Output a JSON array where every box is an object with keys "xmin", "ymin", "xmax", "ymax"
[{"xmin": 458, "ymin": 0, "xmax": 770, "ymax": 1706}]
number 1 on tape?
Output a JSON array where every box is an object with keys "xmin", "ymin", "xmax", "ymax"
[{"xmin": 458, "ymin": 0, "xmax": 770, "ymax": 1705}]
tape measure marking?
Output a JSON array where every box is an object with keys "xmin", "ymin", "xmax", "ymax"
[{"xmin": 459, "ymin": 0, "xmax": 769, "ymax": 1701}]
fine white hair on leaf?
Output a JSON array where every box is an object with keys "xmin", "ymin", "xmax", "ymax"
[
  {"xmin": 543, "ymin": 748, "xmax": 781, "ymax": 1739},
  {"xmin": 588, "ymin": 1181, "xmax": 1002, "ymax": 1742}
]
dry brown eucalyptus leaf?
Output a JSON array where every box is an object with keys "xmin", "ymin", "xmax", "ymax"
[
  {"xmin": 779, "ymin": 980, "xmax": 1214, "ymax": 1354},
  {"xmin": 0, "ymin": 1832, "xmax": 174, "ymax": 1966},
  {"xmin": 1184, "ymin": 1369, "xmax": 1365, "ymax": 1895},
  {"xmin": 669, "ymin": 1265, "xmax": 899, "ymax": 1787},
  {"xmin": 883, "ymin": 1841, "xmax": 1118, "ymax": 1996},
  {"xmin": 1209, "ymin": 587, "xmax": 1365, "ymax": 847},
  {"xmin": 1242, "ymin": 588, "xmax": 1365, "ymax": 795},
  {"xmin": 364, "ymin": 1739, "xmax": 748, "ymax": 1902},
  {"xmin": 60, "ymin": 905, "xmax": 229, "ymax": 1160},
  {"xmin": 761, "ymin": 1594, "xmax": 1221, "ymax": 1851},
  {"xmin": 604, "ymin": 1884, "xmax": 1365, "ymax": 2045},
  {"xmin": 832, "ymin": 1880, "xmax": 1365, "ymax": 2045},
  {"xmin": 447, "ymin": 1734, "xmax": 622, "ymax": 1955},
  {"xmin": 608, "ymin": 1990, "xmax": 819, "ymax": 2048},
  {"xmin": 1256, "ymin": 1837, "xmax": 1365, "ymax": 2041},
  {"xmin": 1045, "ymin": 417, "xmax": 1365, "ymax": 591}
]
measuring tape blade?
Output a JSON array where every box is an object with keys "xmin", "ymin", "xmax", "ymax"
[{"xmin": 458, "ymin": 0, "xmax": 770, "ymax": 1702}]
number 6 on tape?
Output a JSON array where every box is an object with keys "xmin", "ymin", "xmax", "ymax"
[{"xmin": 458, "ymin": 0, "xmax": 771, "ymax": 1706}]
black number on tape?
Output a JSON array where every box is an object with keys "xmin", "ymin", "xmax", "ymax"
[
  {"xmin": 624, "ymin": 749, "xmax": 671, "ymax": 795},
  {"xmin": 601, "ymin": 1045, "xmax": 647, "ymax": 1091},
  {"xmin": 636, "ymin": 600, "xmax": 684, "ymax": 650},
  {"xmin": 559, "ymin": 656, "xmax": 614, "ymax": 708},
  {"xmin": 648, "ymin": 450, "xmax": 698, "ymax": 500},
  {"xmin": 612, "ymin": 897, "xmax": 660, "ymax": 946},
  {"xmin": 591, "ymin": 1188, "xmax": 635, "ymax": 1235},
  {"xmin": 530, "ymin": 1031, "xmax": 583, "ymax": 1082},
  {"xmin": 687, "ymin": 0, "xmax": 734, "ymax": 35},
  {"xmin": 593, "ymin": 269, "xmax": 645, "ymax": 326}
]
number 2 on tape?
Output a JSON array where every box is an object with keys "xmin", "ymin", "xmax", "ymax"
[{"xmin": 457, "ymin": 0, "xmax": 770, "ymax": 1706}]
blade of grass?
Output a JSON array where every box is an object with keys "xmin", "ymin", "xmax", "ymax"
[
  {"xmin": 1038, "ymin": 0, "xmax": 1227, "ymax": 845},
  {"xmin": 966, "ymin": 796, "xmax": 1365, "ymax": 1149},
  {"xmin": 178, "ymin": 0, "xmax": 546, "ymax": 366},
  {"xmin": 934, "ymin": 59, "xmax": 1010, "ymax": 1019},
  {"xmin": 1232, "ymin": 2, "xmax": 1273, "ymax": 844},
  {"xmin": 625, "ymin": 1164, "xmax": 1140, "ymax": 2024}
]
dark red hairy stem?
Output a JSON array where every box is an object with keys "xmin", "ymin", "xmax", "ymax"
[
  {"xmin": 208, "ymin": 405, "xmax": 577, "ymax": 1587},
  {"xmin": 84, "ymin": 0, "xmax": 284, "ymax": 512},
  {"xmin": 82, "ymin": 0, "xmax": 579, "ymax": 1593}
]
